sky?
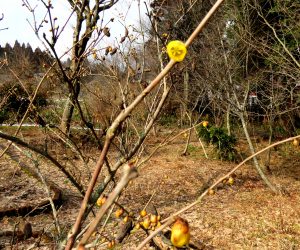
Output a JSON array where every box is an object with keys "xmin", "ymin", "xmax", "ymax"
[{"xmin": 0, "ymin": 0, "xmax": 149, "ymax": 57}]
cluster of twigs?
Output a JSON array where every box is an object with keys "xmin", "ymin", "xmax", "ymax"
[
  {"xmin": 64, "ymin": 0, "xmax": 228, "ymax": 248},
  {"xmin": 2, "ymin": 0, "xmax": 298, "ymax": 249}
]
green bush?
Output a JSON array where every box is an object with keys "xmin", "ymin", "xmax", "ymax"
[
  {"xmin": 0, "ymin": 108, "xmax": 10, "ymax": 124},
  {"xmin": 197, "ymin": 124, "xmax": 237, "ymax": 161}
]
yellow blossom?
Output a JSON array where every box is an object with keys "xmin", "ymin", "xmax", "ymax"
[
  {"xmin": 171, "ymin": 217, "xmax": 190, "ymax": 247},
  {"xmin": 202, "ymin": 121, "xmax": 209, "ymax": 127},
  {"xmin": 166, "ymin": 40, "xmax": 187, "ymax": 62}
]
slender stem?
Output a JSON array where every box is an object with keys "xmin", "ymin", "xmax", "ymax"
[
  {"xmin": 78, "ymin": 164, "xmax": 138, "ymax": 245},
  {"xmin": 137, "ymin": 134, "xmax": 300, "ymax": 249},
  {"xmin": 67, "ymin": 0, "xmax": 226, "ymax": 248},
  {"xmin": 185, "ymin": 0, "xmax": 225, "ymax": 47},
  {"xmin": 65, "ymin": 138, "xmax": 111, "ymax": 249}
]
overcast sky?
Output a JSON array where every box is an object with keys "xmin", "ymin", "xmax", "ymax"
[{"xmin": 0, "ymin": 0, "xmax": 149, "ymax": 57}]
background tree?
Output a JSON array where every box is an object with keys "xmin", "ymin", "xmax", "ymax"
[
  {"xmin": 224, "ymin": 0, "xmax": 300, "ymax": 170},
  {"xmin": 152, "ymin": 0, "xmax": 299, "ymax": 190},
  {"xmin": 22, "ymin": 0, "xmax": 120, "ymax": 134},
  {"xmin": 1, "ymin": 0, "xmax": 300, "ymax": 249}
]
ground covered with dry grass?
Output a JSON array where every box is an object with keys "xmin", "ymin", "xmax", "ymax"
[{"xmin": 0, "ymin": 129, "xmax": 300, "ymax": 249}]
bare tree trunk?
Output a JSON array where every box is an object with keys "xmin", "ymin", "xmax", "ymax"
[
  {"xmin": 183, "ymin": 69, "xmax": 189, "ymax": 115},
  {"xmin": 60, "ymin": 81, "xmax": 80, "ymax": 134},
  {"xmin": 60, "ymin": 96, "xmax": 74, "ymax": 134},
  {"xmin": 225, "ymin": 38, "xmax": 276, "ymax": 191},
  {"xmin": 226, "ymin": 103, "xmax": 231, "ymax": 136},
  {"xmin": 264, "ymin": 113, "xmax": 275, "ymax": 172},
  {"xmin": 266, "ymin": 123, "xmax": 273, "ymax": 172},
  {"xmin": 182, "ymin": 111, "xmax": 192, "ymax": 156},
  {"xmin": 58, "ymin": 1, "xmax": 119, "ymax": 135},
  {"xmin": 239, "ymin": 113, "xmax": 277, "ymax": 192},
  {"xmin": 180, "ymin": 69, "xmax": 189, "ymax": 127}
]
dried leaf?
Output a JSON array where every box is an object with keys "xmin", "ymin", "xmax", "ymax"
[
  {"xmin": 103, "ymin": 27, "xmax": 110, "ymax": 37},
  {"xmin": 124, "ymin": 27, "xmax": 128, "ymax": 37},
  {"xmin": 105, "ymin": 46, "xmax": 112, "ymax": 55},
  {"xmin": 110, "ymin": 48, "xmax": 118, "ymax": 55},
  {"xmin": 120, "ymin": 36, "xmax": 126, "ymax": 43}
]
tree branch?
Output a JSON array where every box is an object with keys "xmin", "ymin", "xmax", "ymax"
[{"xmin": 0, "ymin": 131, "xmax": 84, "ymax": 195}]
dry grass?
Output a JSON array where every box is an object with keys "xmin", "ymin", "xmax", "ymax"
[{"xmin": 0, "ymin": 131, "xmax": 300, "ymax": 249}]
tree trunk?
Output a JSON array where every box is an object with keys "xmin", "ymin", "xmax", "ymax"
[
  {"xmin": 239, "ymin": 113, "xmax": 277, "ymax": 192},
  {"xmin": 182, "ymin": 111, "xmax": 192, "ymax": 156},
  {"xmin": 60, "ymin": 96, "xmax": 74, "ymax": 134},
  {"xmin": 183, "ymin": 69, "xmax": 189, "ymax": 114},
  {"xmin": 266, "ymin": 117, "xmax": 274, "ymax": 172},
  {"xmin": 60, "ymin": 81, "xmax": 80, "ymax": 134},
  {"xmin": 226, "ymin": 103, "xmax": 231, "ymax": 136},
  {"xmin": 180, "ymin": 69, "xmax": 189, "ymax": 127}
]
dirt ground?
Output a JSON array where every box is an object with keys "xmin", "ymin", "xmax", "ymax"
[{"xmin": 0, "ymin": 130, "xmax": 300, "ymax": 249}]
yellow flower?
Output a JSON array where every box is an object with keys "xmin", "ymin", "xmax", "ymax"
[
  {"xmin": 171, "ymin": 217, "xmax": 190, "ymax": 247},
  {"xmin": 202, "ymin": 121, "xmax": 209, "ymax": 127},
  {"xmin": 166, "ymin": 40, "xmax": 187, "ymax": 62}
]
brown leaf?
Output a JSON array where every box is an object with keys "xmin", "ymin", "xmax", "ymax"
[
  {"xmin": 120, "ymin": 36, "xmax": 126, "ymax": 43},
  {"xmin": 102, "ymin": 27, "xmax": 110, "ymax": 37},
  {"xmin": 120, "ymin": 27, "xmax": 128, "ymax": 43},
  {"xmin": 124, "ymin": 27, "xmax": 128, "ymax": 37},
  {"xmin": 110, "ymin": 48, "xmax": 118, "ymax": 55},
  {"xmin": 105, "ymin": 46, "xmax": 112, "ymax": 55}
]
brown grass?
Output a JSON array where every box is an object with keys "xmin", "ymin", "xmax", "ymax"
[{"xmin": 0, "ymin": 131, "xmax": 300, "ymax": 249}]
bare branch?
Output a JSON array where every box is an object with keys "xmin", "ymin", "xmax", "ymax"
[
  {"xmin": 137, "ymin": 134, "xmax": 300, "ymax": 249},
  {"xmin": 66, "ymin": 0, "xmax": 225, "ymax": 248},
  {"xmin": 0, "ymin": 131, "xmax": 84, "ymax": 195},
  {"xmin": 78, "ymin": 162, "xmax": 138, "ymax": 246}
]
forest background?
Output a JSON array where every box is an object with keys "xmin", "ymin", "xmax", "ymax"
[{"xmin": 0, "ymin": 0, "xmax": 300, "ymax": 249}]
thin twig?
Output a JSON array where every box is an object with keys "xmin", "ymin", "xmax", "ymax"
[
  {"xmin": 136, "ymin": 134, "xmax": 300, "ymax": 248},
  {"xmin": 78, "ymin": 163, "xmax": 138, "ymax": 246},
  {"xmin": 66, "ymin": 0, "xmax": 225, "ymax": 248},
  {"xmin": 0, "ymin": 63, "xmax": 56, "ymax": 159},
  {"xmin": 185, "ymin": 0, "xmax": 225, "ymax": 47},
  {"xmin": 13, "ymin": 144, "xmax": 61, "ymax": 235}
]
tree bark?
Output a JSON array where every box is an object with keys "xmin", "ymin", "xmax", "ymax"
[
  {"xmin": 60, "ymin": 80, "xmax": 80, "ymax": 134},
  {"xmin": 239, "ymin": 113, "xmax": 277, "ymax": 192},
  {"xmin": 60, "ymin": 95, "xmax": 75, "ymax": 134},
  {"xmin": 226, "ymin": 103, "xmax": 231, "ymax": 136}
]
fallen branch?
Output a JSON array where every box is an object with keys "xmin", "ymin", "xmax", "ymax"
[{"xmin": 136, "ymin": 134, "xmax": 300, "ymax": 249}]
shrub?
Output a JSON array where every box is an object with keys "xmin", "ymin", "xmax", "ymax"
[
  {"xmin": 197, "ymin": 123, "xmax": 237, "ymax": 161},
  {"xmin": 0, "ymin": 83, "xmax": 48, "ymax": 124},
  {"xmin": 0, "ymin": 108, "xmax": 9, "ymax": 124}
]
